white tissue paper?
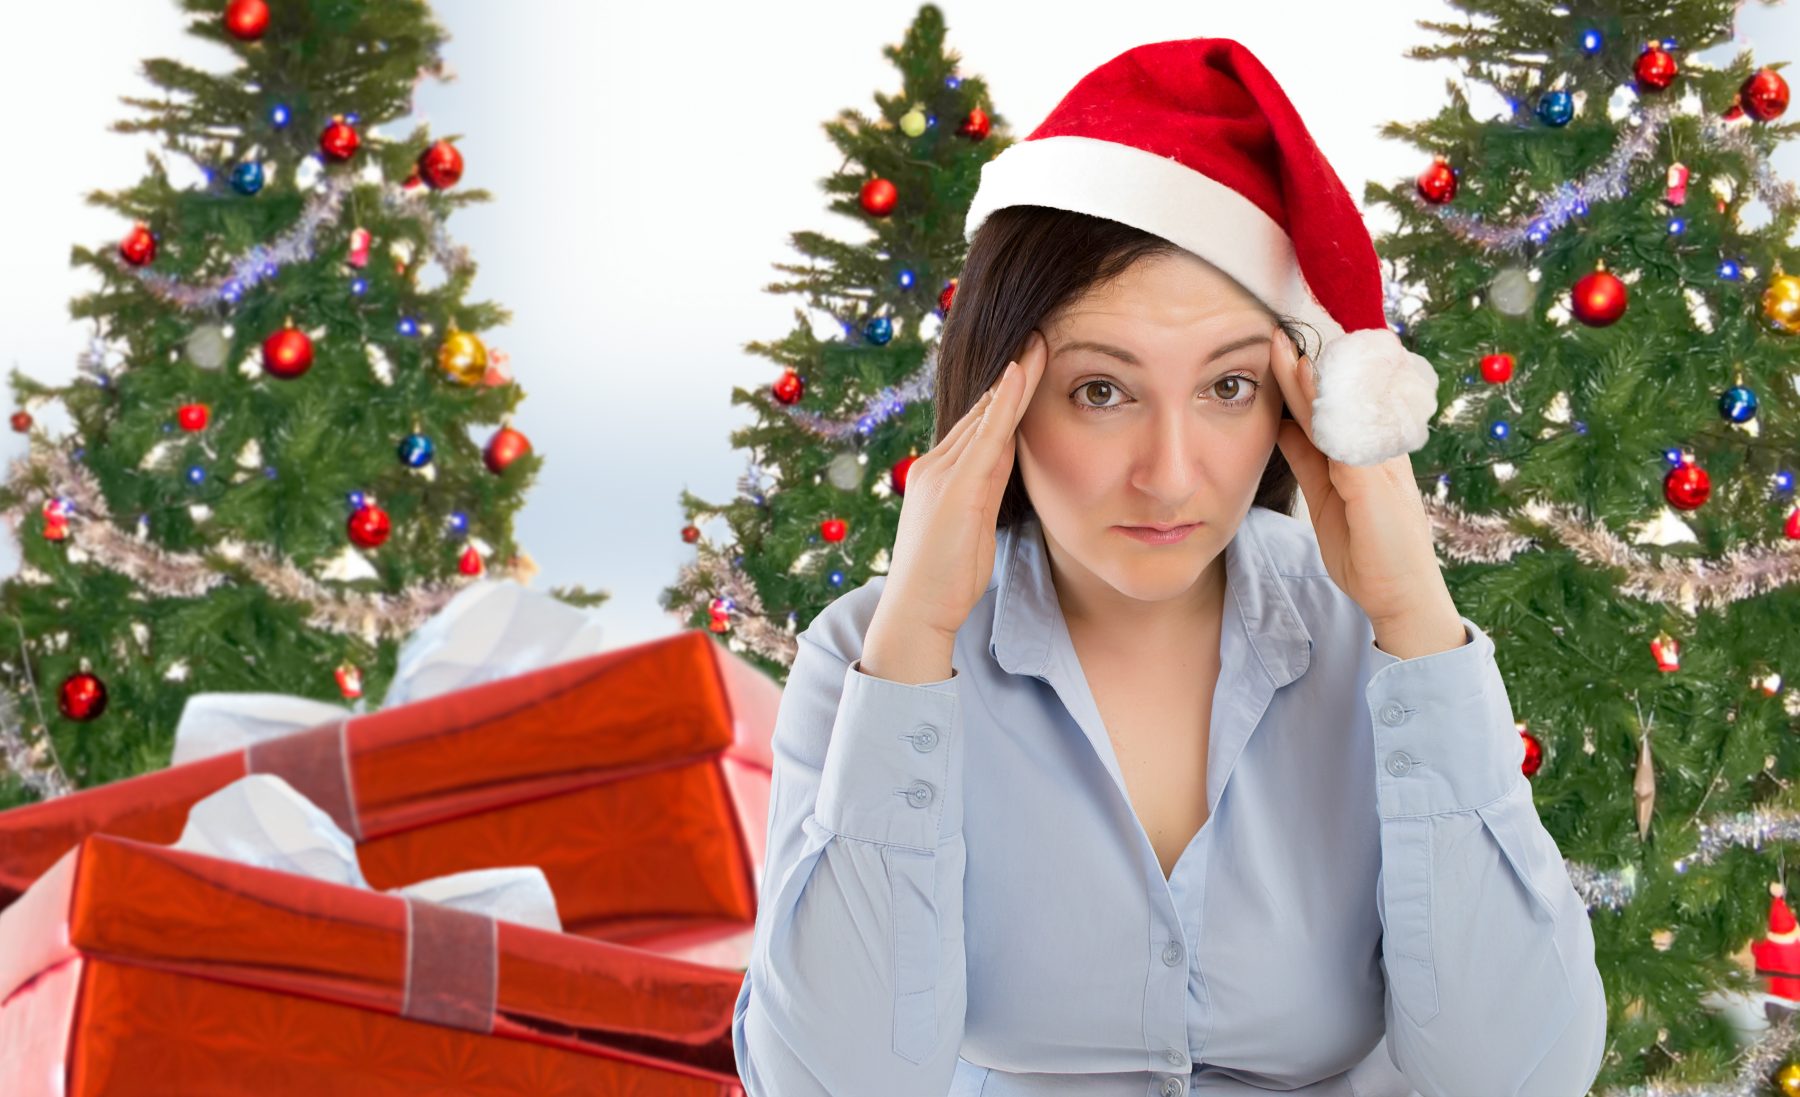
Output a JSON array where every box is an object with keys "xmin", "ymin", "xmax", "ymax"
[
  {"xmin": 169, "ymin": 578, "xmax": 606, "ymax": 764},
  {"xmin": 173, "ymin": 773, "xmax": 563, "ymax": 932}
]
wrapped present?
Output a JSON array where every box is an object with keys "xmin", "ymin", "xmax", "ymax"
[
  {"xmin": 0, "ymin": 831, "xmax": 748, "ymax": 1096},
  {"xmin": 0, "ymin": 581, "xmax": 781, "ymax": 968}
]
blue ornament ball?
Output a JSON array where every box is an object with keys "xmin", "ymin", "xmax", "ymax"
[
  {"xmin": 863, "ymin": 315, "xmax": 894, "ymax": 345},
  {"xmin": 1536, "ymin": 91, "xmax": 1574, "ymax": 127},
  {"xmin": 186, "ymin": 465, "xmax": 207, "ymax": 485},
  {"xmin": 397, "ymin": 432, "xmax": 436, "ymax": 468},
  {"xmin": 1719, "ymin": 385, "xmax": 1758, "ymax": 424},
  {"xmin": 230, "ymin": 161, "xmax": 265, "ymax": 195}
]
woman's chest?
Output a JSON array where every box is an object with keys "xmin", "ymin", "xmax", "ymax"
[{"xmin": 1085, "ymin": 664, "xmax": 1216, "ymax": 881}]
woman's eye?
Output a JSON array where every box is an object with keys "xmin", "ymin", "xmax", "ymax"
[
  {"xmin": 1070, "ymin": 375, "xmax": 1261, "ymax": 414},
  {"xmin": 1073, "ymin": 380, "xmax": 1122, "ymax": 411}
]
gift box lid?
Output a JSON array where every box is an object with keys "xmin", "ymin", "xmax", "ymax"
[
  {"xmin": 0, "ymin": 628, "xmax": 780, "ymax": 908},
  {"xmin": 0, "ymin": 833, "xmax": 745, "ymax": 1085}
]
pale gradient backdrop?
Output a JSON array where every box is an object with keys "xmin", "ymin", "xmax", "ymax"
[{"xmin": 0, "ymin": 1, "xmax": 1794, "ymax": 651}]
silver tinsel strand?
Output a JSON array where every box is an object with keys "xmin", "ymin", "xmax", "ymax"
[
  {"xmin": 0, "ymin": 447, "xmax": 524, "ymax": 642},
  {"xmin": 1418, "ymin": 96, "xmax": 1799, "ymax": 254}
]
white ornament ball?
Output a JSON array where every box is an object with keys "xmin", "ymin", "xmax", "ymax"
[
  {"xmin": 1488, "ymin": 267, "xmax": 1536, "ymax": 317},
  {"xmin": 185, "ymin": 324, "xmax": 231, "ymax": 370},
  {"xmin": 827, "ymin": 451, "xmax": 864, "ymax": 491}
]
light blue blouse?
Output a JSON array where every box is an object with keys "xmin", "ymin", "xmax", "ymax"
[{"xmin": 732, "ymin": 505, "xmax": 1607, "ymax": 1096}]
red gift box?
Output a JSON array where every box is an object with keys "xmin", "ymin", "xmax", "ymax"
[
  {"xmin": 0, "ymin": 629, "xmax": 780, "ymax": 967},
  {"xmin": 0, "ymin": 833, "xmax": 750, "ymax": 1096}
]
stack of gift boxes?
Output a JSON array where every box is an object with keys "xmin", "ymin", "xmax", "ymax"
[{"xmin": 0, "ymin": 582, "xmax": 781, "ymax": 1095}]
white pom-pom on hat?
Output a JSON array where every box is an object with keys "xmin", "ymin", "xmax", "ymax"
[{"xmin": 1309, "ymin": 328, "xmax": 1440, "ymax": 467}]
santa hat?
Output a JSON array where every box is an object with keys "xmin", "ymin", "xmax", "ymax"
[{"xmin": 964, "ymin": 37, "xmax": 1438, "ymax": 468}]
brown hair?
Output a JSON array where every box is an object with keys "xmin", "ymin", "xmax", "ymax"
[{"xmin": 933, "ymin": 205, "xmax": 1308, "ymax": 530}]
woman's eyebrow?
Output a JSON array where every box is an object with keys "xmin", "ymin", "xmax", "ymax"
[{"xmin": 1054, "ymin": 334, "xmax": 1271, "ymax": 368}]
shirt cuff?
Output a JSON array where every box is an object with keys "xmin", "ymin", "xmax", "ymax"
[
  {"xmin": 1366, "ymin": 615, "xmax": 1523, "ymax": 818},
  {"xmin": 812, "ymin": 659, "xmax": 963, "ymax": 849}
]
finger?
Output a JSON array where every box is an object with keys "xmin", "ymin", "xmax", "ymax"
[
  {"xmin": 1005, "ymin": 329, "xmax": 1050, "ymax": 429},
  {"xmin": 1278, "ymin": 418, "xmax": 1331, "ymax": 515},
  {"xmin": 938, "ymin": 385, "xmax": 1003, "ymax": 468},
  {"xmin": 955, "ymin": 357, "xmax": 1025, "ymax": 480},
  {"xmin": 931, "ymin": 386, "xmax": 996, "ymax": 463},
  {"xmin": 1272, "ymin": 324, "xmax": 1315, "ymax": 442}
]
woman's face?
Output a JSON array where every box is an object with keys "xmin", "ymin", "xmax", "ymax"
[{"xmin": 1015, "ymin": 250, "xmax": 1287, "ymax": 626}]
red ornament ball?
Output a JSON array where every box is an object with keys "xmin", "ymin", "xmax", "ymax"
[
  {"xmin": 119, "ymin": 223, "xmax": 156, "ymax": 267},
  {"xmin": 1738, "ymin": 68, "xmax": 1790, "ymax": 122},
  {"xmin": 1479, "ymin": 352, "xmax": 1514, "ymax": 384},
  {"xmin": 483, "ymin": 426, "xmax": 531, "ymax": 474},
  {"xmin": 681, "ymin": 524, "xmax": 700, "ymax": 544},
  {"xmin": 223, "ymin": 0, "xmax": 270, "ymax": 40},
  {"xmin": 1663, "ymin": 460, "xmax": 1711, "ymax": 511},
  {"xmin": 1571, "ymin": 268, "xmax": 1628, "ymax": 326},
  {"xmin": 261, "ymin": 327, "xmax": 314, "ymax": 379},
  {"xmin": 1520, "ymin": 728, "xmax": 1543, "ymax": 778},
  {"xmin": 347, "ymin": 503, "xmax": 391, "ymax": 548},
  {"xmin": 1635, "ymin": 44, "xmax": 1678, "ymax": 91},
  {"xmin": 938, "ymin": 278, "xmax": 958, "ymax": 316},
  {"xmin": 772, "ymin": 369, "xmax": 805, "ymax": 405},
  {"xmin": 59, "ymin": 670, "xmax": 108, "ymax": 722},
  {"xmin": 891, "ymin": 453, "xmax": 918, "ymax": 495},
  {"xmin": 417, "ymin": 140, "xmax": 464, "ymax": 189},
  {"xmin": 319, "ymin": 117, "xmax": 360, "ymax": 162},
  {"xmin": 177, "ymin": 403, "xmax": 210, "ymax": 432},
  {"xmin": 10, "ymin": 411, "xmax": 31, "ymax": 433},
  {"xmin": 820, "ymin": 518, "xmax": 847, "ymax": 543},
  {"xmin": 859, "ymin": 177, "xmax": 898, "ymax": 217},
  {"xmin": 1415, "ymin": 157, "xmax": 1457, "ymax": 205},
  {"xmin": 458, "ymin": 544, "xmax": 484, "ymax": 576},
  {"xmin": 958, "ymin": 107, "xmax": 991, "ymax": 141},
  {"xmin": 1785, "ymin": 507, "xmax": 1800, "ymax": 541}
]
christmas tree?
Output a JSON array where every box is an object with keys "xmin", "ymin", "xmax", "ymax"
[
  {"xmin": 1367, "ymin": 1, "xmax": 1800, "ymax": 1089},
  {"xmin": 662, "ymin": 4, "xmax": 1008, "ymax": 683},
  {"xmin": 0, "ymin": 0, "xmax": 603, "ymax": 810}
]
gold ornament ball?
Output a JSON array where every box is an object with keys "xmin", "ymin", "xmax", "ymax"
[
  {"xmin": 899, "ymin": 107, "xmax": 927, "ymax": 137},
  {"xmin": 438, "ymin": 330, "xmax": 488, "ymax": 385},
  {"xmin": 1763, "ymin": 273, "xmax": 1800, "ymax": 335},
  {"xmin": 1777, "ymin": 1062, "xmax": 1800, "ymax": 1096}
]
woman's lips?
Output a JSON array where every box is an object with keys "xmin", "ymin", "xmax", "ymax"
[{"xmin": 1114, "ymin": 522, "xmax": 1201, "ymax": 544}]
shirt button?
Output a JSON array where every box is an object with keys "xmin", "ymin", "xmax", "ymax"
[
  {"xmin": 903, "ymin": 780, "xmax": 935, "ymax": 808},
  {"xmin": 1161, "ymin": 1077, "xmax": 1185, "ymax": 1096},
  {"xmin": 1386, "ymin": 750, "xmax": 1414, "ymax": 777},
  {"xmin": 1162, "ymin": 940, "xmax": 1184, "ymax": 967},
  {"xmin": 1165, "ymin": 1048, "xmax": 1187, "ymax": 1067},
  {"xmin": 1379, "ymin": 701, "xmax": 1408, "ymax": 726},
  {"xmin": 909, "ymin": 725, "xmax": 939, "ymax": 752}
]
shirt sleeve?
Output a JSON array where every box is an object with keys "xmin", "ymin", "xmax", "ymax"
[
  {"xmin": 731, "ymin": 629, "xmax": 969, "ymax": 1097},
  {"xmin": 1364, "ymin": 614, "xmax": 1608, "ymax": 1097}
]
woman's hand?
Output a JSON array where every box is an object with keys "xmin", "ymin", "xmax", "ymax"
[
  {"xmin": 1269, "ymin": 323, "xmax": 1462, "ymax": 653},
  {"xmin": 870, "ymin": 329, "xmax": 1049, "ymax": 646}
]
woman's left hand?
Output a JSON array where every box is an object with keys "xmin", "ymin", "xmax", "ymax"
[{"xmin": 1268, "ymin": 322, "xmax": 1452, "ymax": 631}]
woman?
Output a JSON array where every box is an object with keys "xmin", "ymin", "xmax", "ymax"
[{"xmin": 732, "ymin": 36, "xmax": 1606, "ymax": 1097}]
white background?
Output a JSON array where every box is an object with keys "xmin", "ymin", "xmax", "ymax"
[{"xmin": 0, "ymin": 0, "xmax": 1794, "ymax": 651}]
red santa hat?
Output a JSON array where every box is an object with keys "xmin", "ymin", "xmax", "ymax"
[{"xmin": 964, "ymin": 37, "xmax": 1438, "ymax": 468}]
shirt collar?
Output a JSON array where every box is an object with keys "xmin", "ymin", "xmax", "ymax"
[{"xmin": 987, "ymin": 508, "xmax": 1313, "ymax": 690}]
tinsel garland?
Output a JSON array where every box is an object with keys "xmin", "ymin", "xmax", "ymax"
[
  {"xmin": 1425, "ymin": 495, "xmax": 1800, "ymax": 612},
  {"xmin": 776, "ymin": 346, "xmax": 938, "ymax": 442},
  {"xmin": 1416, "ymin": 95, "xmax": 1800, "ymax": 253},
  {"xmin": 1596, "ymin": 1010, "xmax": 1800, "ymax": 1097},
  {"xmin": 115, "ymin": 173, "xmax": 473, "ymax": 311},
  {"xmin": 0, "ymin": 616, "xmax": 71, "ymax": 801},
  {"xmin": 0, "ymin": 446, "xmax": 515, "ymax": 642}
]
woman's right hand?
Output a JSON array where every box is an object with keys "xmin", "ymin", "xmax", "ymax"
[{"xmin": 871, "ymin": 329, "xmax": 1049, "ymax": 647}]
